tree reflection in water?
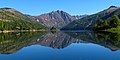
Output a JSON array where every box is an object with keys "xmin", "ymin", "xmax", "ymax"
[{"xmin": 0, "ymin": 31, "xmax": 120, "ymax": 54}]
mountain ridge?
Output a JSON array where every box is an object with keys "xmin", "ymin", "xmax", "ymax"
[
  {"xmin": 61, "ymin": 6, "xmax": 120, "ymax": 30},
  {"xmin": 0, "ymin": 7, "xmax": 47, "ymax": 31},
  {"xmin": 33, "ymin": 10, "xmax": 86, "ymax": 29},
  {"xmin": 0, "ymin": 6, "xmax": 119, "ymax": 31}
]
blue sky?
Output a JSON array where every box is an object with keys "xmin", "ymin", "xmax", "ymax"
[{"xmin": 0, "ymin": 0, "xmax": 120, "ymax": 16}]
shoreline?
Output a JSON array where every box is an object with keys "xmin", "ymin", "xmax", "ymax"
[{"xmin": 0, "ymin": 30, "xmax": 48, "ymax": 33}]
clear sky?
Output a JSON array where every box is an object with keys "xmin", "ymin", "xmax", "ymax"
[{"xmin": 0, "ymin": 0, "xmax": 120, "ymax": 16}]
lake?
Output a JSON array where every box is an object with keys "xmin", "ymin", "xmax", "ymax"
[{"xmin": 0, "ymin": 31, "xmax": 120, "ymax": 60}]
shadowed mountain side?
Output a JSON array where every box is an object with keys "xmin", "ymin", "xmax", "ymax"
[
  {"xmin": 65, "ymin": 31, "xmax": 120, "ymax": 51},
  {"xmin": 61, "ymin": 6, "xmax": 120, "ymax": 30}
]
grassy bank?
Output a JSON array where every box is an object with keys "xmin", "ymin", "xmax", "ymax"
[{"xmin": 0, "ymin": 29, "xmax": 48, "ymax": 33}]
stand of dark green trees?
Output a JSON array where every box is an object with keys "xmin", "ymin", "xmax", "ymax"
[{"xmin": 93, "ymin": 15, "xmax": 120, "ymax": 31}]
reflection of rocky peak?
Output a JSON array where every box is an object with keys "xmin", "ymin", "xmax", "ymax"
[
  {"xmin": 0, "ymin": 32, "xmax": 82, "ymax": 54},
  {"xmin": 1, "ymin": 31, "xmax": 120, "ymax": 54},
  {"xmin": 37, "ymin": 32, "xmax": 81, "ymax": 49}
]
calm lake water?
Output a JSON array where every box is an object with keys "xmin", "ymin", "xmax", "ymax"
[{"xmin": 0, "ymin": 31, "xmax": 120, "ymax": 60}]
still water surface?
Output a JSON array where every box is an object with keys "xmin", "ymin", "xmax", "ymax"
[{"xmin": 0, "ymin": 31, "xmax": 120, "ymax": 60}]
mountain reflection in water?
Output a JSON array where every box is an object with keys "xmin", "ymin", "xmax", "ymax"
[{"xmin": 0, "ymin": 31, "xmax": 120, "ymax": 54}]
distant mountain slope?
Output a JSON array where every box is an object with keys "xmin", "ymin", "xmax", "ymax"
[
  {"xmin": 61, "ymin": 6, "xmax": 120, "ymax": 30},
  {"xmin": 0, "ymin": 8, "xmax": 47, "ymax": 31},
  {"xmin": 33, "ymin": 10, "xmax": 85, "ymax": 28}
]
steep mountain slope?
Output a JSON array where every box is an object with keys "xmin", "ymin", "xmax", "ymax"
[
  {"xmin": 34, "ymin": 10, "xmax": 84, "ymax": 28},
  {"xmin": 0, "ymin": 8, "xmax": 47, "ymax": 31},
  {"xmin": 61, "ymin": 6, "xmax": 120, "ymax": 30}
]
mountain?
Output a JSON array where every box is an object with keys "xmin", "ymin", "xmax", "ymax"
[
  {"xmin": 61, "ymin": 6, "xmax": 120, "ymax": 30},
  {"xmin": 0, "ymin": 7, "xmax": 47, "ymax": 31},
  {"xmin": 33, "ymin": 10, "xmax": 85, "ymax": 29},
  {"xmin": 93, "ymin": 7, "xmax": 120, "ymax": 31}
]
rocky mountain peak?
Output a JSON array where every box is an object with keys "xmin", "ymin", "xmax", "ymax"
[
  {"xmin": 109, "ymin": 6, "xmax": 118, "ymax": 9},
  {"xmin": 34, "ymin": 10, "xmax": 84, "ymax": 28},
  {"xmin": 107, "ymin": 6, "xmax": 119, "ymax": 13},
  {"xmin": 50, "ymin": 10, "xmax": 68, "ymax": 15},
  {"xmin": 56, "ymin": 10, "xmax": 63, "ymax": 12}
]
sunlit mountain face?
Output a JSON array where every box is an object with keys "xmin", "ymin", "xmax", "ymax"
[
  {"xmin": 0, "ymin": 8, "xmax": 47, "ymax": 31},
  {"xmin": 32, "ymin": 10, "xmax": 86, "ymax": 29}
]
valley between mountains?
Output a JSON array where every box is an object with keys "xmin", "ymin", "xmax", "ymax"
[{"xmin": 0, "ymin": 6, "xmax": 120, "ymax": 32}]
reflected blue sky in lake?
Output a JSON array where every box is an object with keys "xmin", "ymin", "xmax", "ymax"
[{"xmin": 0, "ymin": 31, "xmax": 120, "ymax": 60}]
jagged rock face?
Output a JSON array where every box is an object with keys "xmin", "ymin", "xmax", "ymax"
[{"xmin": 34, "ymin": 10, "xmax": 83, "ymax": 28}]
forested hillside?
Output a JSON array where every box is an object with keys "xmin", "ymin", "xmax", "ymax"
[
  {"xmin": 0, "ymin": 8, "xmax": 47, "ymax": 31},
  {"xmin": 61, "ymin": 6, "xmax": 120, "ymax": 31}
]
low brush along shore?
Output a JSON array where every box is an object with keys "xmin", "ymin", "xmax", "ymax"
[{"xmin": 0, "ymin": 29, "xmax": 48, "ymax": 33}]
